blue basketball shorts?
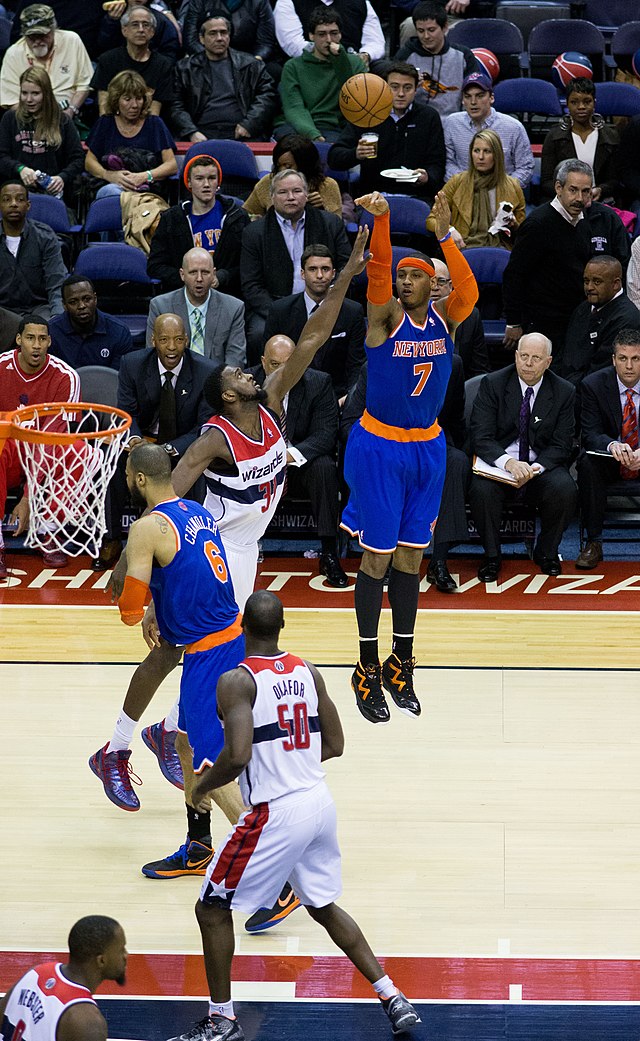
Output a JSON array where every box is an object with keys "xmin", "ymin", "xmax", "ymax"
[
  {"xmin": 178, "ymin": 632, "xmax": 245, "ymax": 772},
  {"xmin": 340, "ymin": 421, "xmax": 446, "ymax": 553}
]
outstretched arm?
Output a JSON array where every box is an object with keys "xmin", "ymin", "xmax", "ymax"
[
  {"xmin": 265, "ymin": 225, "xmax": 370, "ymax": 406},
  {"xmin": 356, "ymin": 191, "xmax": 403, "ymax": 344},
  {"xmin": 431, "ymin": 192, "xmax": 479, "ymax": 333}
]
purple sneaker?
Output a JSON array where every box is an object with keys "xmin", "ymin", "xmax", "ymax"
[
  {"xmin": 141, "ymin": 721, "xmax": 184, "ymax": 789},
  {"xmin": 89, "ymin": 743, "xmax": 141, "ymax": 811}
]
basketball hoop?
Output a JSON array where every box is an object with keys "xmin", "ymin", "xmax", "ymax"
[{"xmin": 1, "ymin": 401, "xmax": 132, "ymax": 559}]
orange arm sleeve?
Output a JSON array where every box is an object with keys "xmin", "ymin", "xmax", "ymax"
[
  {"xmin": 441, "ymin": 235, "xmax": 479, "ymax": 323},
  {"xmin": 118, "ymin": 575, "xmax": 150, "ymax": 626},
  {"xmin": 367, "ymin": 211, "xmax": 393, "ymax": 306}
]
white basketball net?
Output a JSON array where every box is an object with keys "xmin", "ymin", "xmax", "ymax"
[{"xmin": 12, "ymin": 402, "xmax": 131, "ymax": 559}]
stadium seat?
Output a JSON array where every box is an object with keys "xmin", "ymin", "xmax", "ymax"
[
  {"xmin": 182, "ymin": 139, "xmax": 259, "ymax": 200},
  {"xmin": 347, "ymin": 194, "xmax": 431, "ymax": 244},
  {"xmin": 82, "ymin": 195, "xmax": 124, "ymax": 244},
  {"xmin": 462, "ymin": 247, "xmax": 510, "ymax": 351},
  {"xmin": 74, "ymin": 244, "xmax": 159, "ymax": 341},
  {"xmin": 27, "ymin": 193, "xmax": 77, "ymax": 234},
  {"xmin": 610, "ymin": 21, "xmax": 640, "ymax": 76},
  {"xmin": 527, "ymin": 18, "xmax": 606, "ymax": 82},
  {"xmin": 448, "ymin": 18, "xmax": 525, "ymax": 80},
  {"xmin": 495, "ymin": 2, "xmax": 570, "ymax": 46},
  {"xmin": 314, "ymin": 139, "xmax": 357, "ymax": 187},
  {"xmin": 493, "ymin": 77, "xmax": 562, "ymax": 143},
  {"xmin": 592, "ymin": 81, "xmax": 640, "ymax": 117},
  {"xmin": 577, "ymin": 1, "xmax": 639, "ymax": 33}
]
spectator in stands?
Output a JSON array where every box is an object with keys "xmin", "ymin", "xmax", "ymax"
[
  {"xmin": 444, "ymin": 72, "xmax": 534, "ymax": 188},
  {"xmin": 575, "ymin": 330, "xmax": 640, "ymax": 569},
  {"xmin": 84, "ymin": 71, "xmax": 177, "ymax": 199},
  {"xmin": 328, "ymin": 61, "xmax": 445, "ymax": 201},
  {"xmin": 248, "ymin": 334, "xmax": 347, "ymax": 587},
  {"xmin": 183, "ymin": 0, "xmax": 276, "ymax": 64},
  {"xmin": 541, "ymin": 78, "xmax": 620, "ymax": 203},
  {"xmin": 91, "ymin": 6, "xmax": 174, "ymax": 117},
  {"xmin": 263, "ymin": 243, "xmax": 366, "ymax": 401},
  {"xmin": 431, "ymin": 256, "xmax": 490, "ymax": 377},
  {"xmin": 394, "ymin": 1, "xmax": 479, "ymax": 118},
  {"xmin": 98, "ymin": 0, "xmax": 181, "ymax": 63},
  {"xmin": 244, "ymin": 134, "xmax": 343, "ymax": 219},
  {"xmin": 503, "ymin": 159, "xmax": 628, "ymax": 362},
  {"xmin": 615, "ymin": 113, "xmax": 640, "ymax": 210},
  {"xmin": 627, "ymin": 238, "xmax": 640, "ymax": 310},
  {"xmin": 0, "ymin": 67, "xmax": 84, "ymax": 207},
  {"xmin": 9, "ymin": 0, "xmax": 106, "ymax": 60},
  {"xmin": 0, "ymin": 4, "xmax": 92, "ymax": 116},
  {"xmin": 240, "ymin": 168, "xmax": 351, "ymax": 361},
  {"xmin": 48, "ymin": 275, "xmax": 134, "ymax": 370},
  {"xmin": 0, "ymin": 180, "xmax": 66, "ymax": 323},
  {"xmin": 426, "ymin": 129, "xmax": 525, "ymax": 250},
  {"xmin": 274, "ymin": 0, "xmax": 385, "ymax": 66},
  {"xmin": 275, "ymin": 6, "xmax": 365, "ymax": 142},
  {"xmin": 170, "ymin": 13, "xmax": 277, "ymax": 143},
  {"xmin": 148, "ymin": 154, "xmax": 250, "ymax": 296},
  {"xmin": 469, "ymin": 332, "xmax": 577, "ymax": 581},
  {"xmin": 0, "ymin": 314, "xmax": 80, "ymax": 577},
  {"xmin": 561, "ymin": 256, "xmax": 640, "ymax": 385},
  {"xmin": 147, "ymin": 247, "xmax": 246, "ymax": 367}
]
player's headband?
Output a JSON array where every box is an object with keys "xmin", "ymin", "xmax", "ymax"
[
  {"xmin": 396, "ymin": 257, "xmax": 435, "ymax": 277},
  {"xmin": 183, "ymin": 155, "xmax": 223, "ymax": 190}
]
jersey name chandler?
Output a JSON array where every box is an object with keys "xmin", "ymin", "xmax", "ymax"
[
  {"xmin": 0, "ymin": 962, "xmax": 95, "ymax": 1041},
  {"xmin": 201, "ymin": 405, "xmax": 286, "ymax": 547},
  {"xmin": 238, "ymin": 653, "xmax": 324, "ymax": 806}
]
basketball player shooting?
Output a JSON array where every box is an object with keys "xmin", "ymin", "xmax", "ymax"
[{"xmin": 341, "ymin": 190, "xmax": 478, "ymax": 724}]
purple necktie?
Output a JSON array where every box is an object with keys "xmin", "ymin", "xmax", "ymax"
[{"xmin": 518, "ymin": 386, "xmax": 533, "ymax": 462}]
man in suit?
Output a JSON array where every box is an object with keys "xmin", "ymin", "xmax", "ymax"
[
  {"xmin": 146, "ymin": 248, "xmax": 246, "ymax": 367},
  {"xmin": 575, "ymin": 330, "xmax": 640, "ymax": 569},
  {"xmin": 241, "ymin": 169, "xmax": 351, "ymax": 363},
  {"xmin": 96, "ymin": 313, "xmax": 216, "ymax": 569},
  {"xmin": 469, "ymin": 332, "xmax": 578, "ymax": 581},
  {"xmin": 263, "ymin": 244, "xmax": 365, "ymax": 402},
  {"xmin": 248, "ymin": 334, "xmax": 347, "ymax": 587},
  {"xmin": 561, "ymin": 256, "xmax": 640, "ymax": 386}
]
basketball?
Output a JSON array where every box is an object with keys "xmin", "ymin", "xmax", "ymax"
[
  {"xmin": 339, "ymin": 73, "xmax": 393, "ymax": 128},
  {"xmin": 632, "ymin": 47, "xmax": 640, "ymax": 79},
  {"xmin": 472, "ymin": 48, "xmax": 500, "ymax": 83},
  {"xmin": 551, "ymin": 51, "xmax": 593, "ymax": 90}
]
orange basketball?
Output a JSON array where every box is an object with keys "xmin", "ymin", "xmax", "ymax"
[{"xmin": 339, "ymin": 73, "xmax": 393, "ymax": 128}]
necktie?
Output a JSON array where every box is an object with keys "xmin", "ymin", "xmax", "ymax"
[
  {"xmin": 518, "ymin": 386, "xmax": 534, "ymax": 462},
  {"xmin": 191, "ymin": 308, "xmax": 205, "ymax": 355},
  {"xmin": 157, "ymin": 371, "xmax": 177, "ymax": 444},
  {"xmin": 620, "ymin": 388, "xmax": 638, "ymax": 479}
]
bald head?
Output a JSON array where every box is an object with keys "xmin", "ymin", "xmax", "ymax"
[
  {"xmin": 516, "ymin": 332, "xmax": 552, "ymax": 386},
  {"xmin": 180, "ymin": 247, "xmax": 215, "ymax": 304},
  {"xmin": 430, "ymin": 258, "xmax": 451, "ymax": 301},
  {"xmin": 262, "ymin": 335, "xmax": 295, "ymax": 376},
  {"xmin": 152, "ymin": 313, "xmax": 187, "ymax": 370},
  {"xmin": 242, "ymin": 590, "xmax": 285, "ymax": 641}
]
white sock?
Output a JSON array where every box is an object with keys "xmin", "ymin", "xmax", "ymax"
[
  {"xmin": 107, "ymin": 710, "xmax": 137, "ymax": 753},
  {"xmin": 164, "ymin": 696, "xmax": 180, "ymax": 732},
  {"xmin": 209, "ymin": 999, "xmax": 235, "ymax": 1020},
  {"xmin": 373, "ymin": 975, "xmax": 398, "ymax": 1001}
]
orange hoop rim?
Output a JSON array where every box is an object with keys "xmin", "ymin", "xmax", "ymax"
[{"xmin": 0, "ymin": 401, "xmax": 132, "ymax": 446}]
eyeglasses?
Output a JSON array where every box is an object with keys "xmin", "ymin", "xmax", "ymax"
[
  {"xmin": 434, "ymin": 278, "xmax": 451, "ymax": 286},
  {"xmin": 128, "ymin": 20, "xmax": 153, "ymax": 28}
]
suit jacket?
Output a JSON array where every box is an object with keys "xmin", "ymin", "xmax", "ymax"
[
  {"xmin": 118, "ymin": 348, "xmax": 217, "ymax": 457},
  {"xmin": 146, "ymin": 288, "xmax": 246, "ymax": 367},
  {"xmin": 248, "ymin": 363, "xmax": 338, "ymax": 463},
  {"xmin": 561, "ymin": 293, "xmax": 640, "ymax": 385},
  {"xmin": 240, "ymin": 206, "xmax": 351, "ymax": 321},
  {"xmin": 579, "ymin": 366, "xmax": 627, "ymax": 453},
  {"xmin": 470, "ymin": 364, "xmax": 575, "ymax": 471},
  {"xmin": 262, "ymin": 293, "xmax": 365, "ymax": 397}
]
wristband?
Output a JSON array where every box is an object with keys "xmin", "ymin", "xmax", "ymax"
[
  {"xmin": 146, "ymin": 170, "xmax": 153, "ymax": 182},
  {"xmin": 438, "ymin": 230, "xmax": 452, "ymax": 243},
  {"xmin": 17, "ymin": 164, "xmax": 25, "ymax": 172}
]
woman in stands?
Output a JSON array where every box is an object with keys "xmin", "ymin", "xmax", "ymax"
[
  {"xmin": 0, "ymin": 67, "xmax": 84, "ymax": 203},
  {"xmin": 84, "ymin": 70, "xmax": 177, "ymax": 198},
  {"xmin": 426, "ymin": 128, "xmax": 525, "ymax": 250},
  {"xmin": 540, "ymin": 77, "xmax": 619, "ymax": 202},
  {"xmin": 243, "ymin": 133, "xmax": 343, "ymax": 218}
]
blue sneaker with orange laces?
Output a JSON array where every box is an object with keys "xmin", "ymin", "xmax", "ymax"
[
  {"xmin": 141, "ymin": 720, "xmax": 184, "ymax": 789},
  {"xmin": 88, "ymin": 743, "xmax": 141, "ymax": 811}
]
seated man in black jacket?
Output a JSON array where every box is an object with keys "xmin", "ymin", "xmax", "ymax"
[
  {"xmin": 147, "ymin": 154, "xmax": 250, "ymax": 297},
  {"xmin": 169, "ymin": 12, "xmax": 277, "ymax": 143},
  {"xmin": 328, "ymin": 62, "xmax": 445, "ymax": 200}
]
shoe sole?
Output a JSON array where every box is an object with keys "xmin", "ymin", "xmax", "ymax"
[
  {"xmin": 382, "ymin": 680, "xmax": 422, "ymax": 719},
  {"xmin": 574, "ymin": 561, "xmax": 600, "ymax": 570},
  {"xmin": 351, "ymin": 679, "xmax": 391, "ymax": 725},
  {"xmin": 141, "ymin": 865, "xmax": 209, "ymax": 879},
  {"xmin": 141, "ymin": 729, "xmax": 185, "ymax": 790},
  {"xmin": 426, "ymin": 573, "xmax": 457, "ymax": 593},
  {"xmin": 244, "ymin": 897, "xmax": 301, "ymax": 933},
  {"xmin": 88, "ymin": 756, "xmax": 140, "ymax": 812}
]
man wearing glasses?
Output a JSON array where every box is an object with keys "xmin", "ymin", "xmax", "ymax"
[{"xmin": 91, "ymin": 4, "xmax": 174, "ymax": 116}]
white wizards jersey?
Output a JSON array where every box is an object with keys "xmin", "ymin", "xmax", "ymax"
[
  {"xmin": 239, "ymin": 653, "xmax": 325, "ymax": 806},
  {"xmin": 202, "ymin": 406, "xmax": 286, "ymax": 548},
  {"xmin": 0, "ymin": 962, "xmax": 96, "ymax": 1041}
]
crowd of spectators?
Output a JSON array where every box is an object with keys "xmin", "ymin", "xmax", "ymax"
[{"xmin": 1, "ymin": 0, "xmax": 640, "ymax": 586}]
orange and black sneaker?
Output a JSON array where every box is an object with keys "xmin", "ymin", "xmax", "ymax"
[
  {"xmin": 244, "ymin": 882, "xmax": 301, "ymax": 933},
  {"xmin": 351, "ymin": 661, "xmax": 390, "ymax": 724},
  {"xmin": 141, "ymin": 837, "xmax": 214, "ymax": 879},
  {"xmin": 382, "ymin": 654, "xmax": 421, "ymax": 717}
]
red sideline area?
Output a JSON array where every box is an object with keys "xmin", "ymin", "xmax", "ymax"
[
  {"xmin": 2, "ymin": 554, "xmax": 640, "ymax": 610},
  {"xmin": 1, "ymin": 952, "xmax": 639, "ymax": 1001}
]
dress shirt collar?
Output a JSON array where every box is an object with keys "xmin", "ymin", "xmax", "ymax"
[
  {"xmin": 157, "ymin": 357, "xmax": 184, "ymax": 381},
  {"xmin": 550, "ymin": 195, "xmax": 584, "ymax": 226},
  {"xmin": 391, "ymin": 102, "xmax": 414, "ymax": 123},
  {"xmin": 463, "ymin": 106, "xmax": 496, "ymax": 130},
  {"xmin": 616, "ymin": 376, "xmax": 640, "ymax": 399},
  {"xmin": 517, "ymin": 374, "xmax": 544, "ymax": 404},
  {"xmin": 303, "ymin": 290, "xmax": 324, "ymax": 316},
  {"xmin": 276, "ymin": 209, "xmax": 306, "ymax": 233},
  {"xmin": 592, "ymin": 288, "xmax": 623, "ymax": 312},
  {"xmin": 184, "ymin": 287, "xmax": 211, "ymax": 322}
]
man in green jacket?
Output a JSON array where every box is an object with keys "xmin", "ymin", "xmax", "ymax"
[{"xmin": 275, "ymin": 6, "xmax": 365, "ymax": 142}]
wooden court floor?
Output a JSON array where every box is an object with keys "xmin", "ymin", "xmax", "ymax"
[{"xmin": 1, "ymin": 602, "xmax": 640, "ymax": 963}]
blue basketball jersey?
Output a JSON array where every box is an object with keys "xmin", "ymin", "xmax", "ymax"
[
  {"xmin": 366, "ymin": 303, "xmax": 454, "ymax": 432},
  {"xmin": 149, "ymin": 498, "xmax": 239, "ymax": 646}
]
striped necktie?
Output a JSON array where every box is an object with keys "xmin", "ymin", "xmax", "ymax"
[
  {"xmin": 191, "ymin": 308, "xmax": 205, "ymax": 355},
  {"xmin": 620, "ymin": 388, "xmax": 639, "ymax": 479}
]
